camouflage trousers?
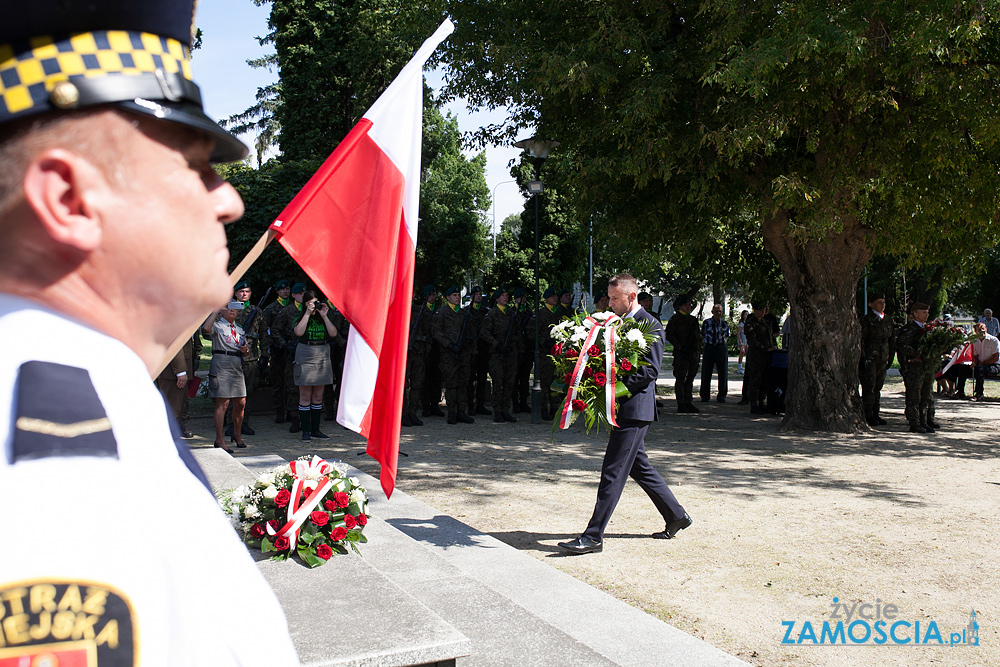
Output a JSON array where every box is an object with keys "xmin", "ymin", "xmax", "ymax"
[
  {"xmin": 902, "ymin": 367, "xmax": 935, "ymax": 426},
  {"xmin": 488, "ymin": 352, "xmax": 519, "ymax": 413},
  {"xmin": 440, "ymin": 348, "xmax": 472, "ymax": 415}
]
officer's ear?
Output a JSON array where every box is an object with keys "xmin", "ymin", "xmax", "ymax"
[{"xmin": 22, "ymin": 147, "xmax": 105, "ymax": 253}]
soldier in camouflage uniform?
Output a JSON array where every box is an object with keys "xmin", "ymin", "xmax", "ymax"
[
  {"xmin": 557, "ymin": 289, "xmax": 575, "ymax": 319},
  {"xmin": 536, "ymin": 287, "xmax": 563, "ymax": 419},
  {"xmin": 896, "ymin": 302, "xmax": 938, "ymax": 433},
  {"xmin": 465, "ymin": 286, "xmax": 491, "ymax": 415},
  {"xmin": 664, "ymin": 294, "xmax": 702, "ymax": 413},
  {"xmin": 480, "ymin": 287, "xmax": 521, "ymax": 423},
  {"xmin": 743, "ymin": 302, "xmax": 777, "ymax": 415},
  {"xmin": 432, "ymin": 286, "xmax": 476, "ymax": 424},
  {"xmin": 261, "ymin": 278, "xmax": 291, "ymax": 423},
  {"xmin": 512, "ymin": 288, "xmax": 534, "ymax": 412},
  {"xmin": 269, "ymin": 282, "xmax": 307, "ymax": 432},
  {"xmin": 402, "ymin": 285, "xmax": 436, "ymax": 426},
  {"xmin": 859, "ymin": 292, "xmax": 895, "ymax": 427}
]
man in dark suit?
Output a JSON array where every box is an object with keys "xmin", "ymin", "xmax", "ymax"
[{"xmin": 558, "ymin": 273, "xmax": 692, "ymax": 554}]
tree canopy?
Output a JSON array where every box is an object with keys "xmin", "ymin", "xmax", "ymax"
[{"xmin": 441, "ymin": 0, "xmax": 1000, "ymax": 430}]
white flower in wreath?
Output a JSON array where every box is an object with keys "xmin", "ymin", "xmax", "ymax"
[
  {"xmin": 593, "ymin": 311, "xmax": 615, "ymax": 322},
  {"xmin": 570, "ymin": 327, "xmax": 589, "ymax": 343},
  {"xmin": 261, "ymin": 485, "xmax": 279, "ymax": 500},
  {"xmin": 626, "ymin": 328, "xmax": 648, "ymax": 349},
  {"xmin": 243, "ymin": 503, "xmax": 262, "ymax": 520},
  {"xmin": 583, "ymin": 318, "xmax": 595, "ymax": 330},
  {"xmin": 231, "ymin": 485, "xmax": 250, "ymax": 503},
  {"xmin": 258, "ymin": 471, "xmax": 277, "ymax": 487},
  {"xmin": 350, "ymin": 488, "xmax": 368, "ymax": 506}
]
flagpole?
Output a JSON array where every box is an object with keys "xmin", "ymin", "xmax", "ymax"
[{"xmin": 155, "ymin": 228, "xmax": 278, "ymax": 376}]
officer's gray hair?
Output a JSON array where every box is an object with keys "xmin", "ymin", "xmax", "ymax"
[{"xmin": 0, "ymin": 110, "xmax": 126, "ymax": 218}]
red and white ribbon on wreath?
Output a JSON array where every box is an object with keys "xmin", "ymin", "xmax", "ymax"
[
  {"xmin": 559, "ymin": 314, "xmax": 622, "ymax": 429},
  {"xmin": 266, "ymin": 456, "xmax": 335, "ymax": 545}
]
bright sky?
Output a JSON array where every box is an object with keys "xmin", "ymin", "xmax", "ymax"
[{"xmin": 194, "ymin": 0, "xmax": 525, "ymax": 233}]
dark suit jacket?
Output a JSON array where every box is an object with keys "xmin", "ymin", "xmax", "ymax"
[{"xmin": 618, "ymin": 307, "xmax": 663, "ymax": 423}]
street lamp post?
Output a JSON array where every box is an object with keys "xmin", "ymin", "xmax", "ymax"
[{"xmin": 512, "ymin": 137, "xmax": 559, "ymax": 424}]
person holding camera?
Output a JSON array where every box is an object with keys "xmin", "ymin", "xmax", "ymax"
[
  {"xmin": 293, "ymin": 290, "xmax": 339, "ymax": 440},
  {"xmin": 203, "ymin": 305, "xmax": 251, "ymax": 453}
]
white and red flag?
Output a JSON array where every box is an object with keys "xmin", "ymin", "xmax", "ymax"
[{"xmin": 268, "ymin": 19, "xmax": 454, "ymax": 498}]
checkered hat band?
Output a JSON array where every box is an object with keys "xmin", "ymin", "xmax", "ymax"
[{"xmin": 0, "ymin": 30, "xmax": 192, "ymax": 118}]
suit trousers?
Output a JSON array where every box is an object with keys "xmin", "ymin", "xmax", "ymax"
[
  {"xmin": 700, "ymin": 343, "xmax": 728, "ymax": 400},
  {"xmin": 860, "ymin": 359, "xmax": 888, "ymax": 419},
  {"xmin": 583, "ymin": 420, "xmax": 685, "ymax": 541}
]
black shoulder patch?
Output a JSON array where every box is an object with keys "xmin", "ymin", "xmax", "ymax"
[
  {"xmin": 0, "ymin": 579, "xmax": 136, "ymax": 665},
  {"xmin": 12, "ymin": 361, "xmax": 118, "ymax": 463}
]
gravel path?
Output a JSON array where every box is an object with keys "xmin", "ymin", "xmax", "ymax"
[{"xmin": 192, "ymin": 368, "xmax": 998, "ymax": 667}]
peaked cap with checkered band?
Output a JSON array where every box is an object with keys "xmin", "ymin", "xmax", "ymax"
[{"xmin": 0, "ymin": 2, "xmax": 247, "ymax": 162}]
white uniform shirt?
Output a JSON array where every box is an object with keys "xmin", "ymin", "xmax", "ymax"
[{"xmin": 0, "ymin": 294, "xmax": 299, "ymax": 666}]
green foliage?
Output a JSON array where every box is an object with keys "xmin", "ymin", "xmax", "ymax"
[{"xmin": 415, "ymin": 104, "xmax": 492, "ymax": 290}]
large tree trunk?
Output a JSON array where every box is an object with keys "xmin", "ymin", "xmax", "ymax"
[{"xmin": 762, "ymin": 210, "xmax": 871, "ymax": 432}]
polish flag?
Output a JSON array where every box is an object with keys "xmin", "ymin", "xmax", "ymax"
[{"xmin": 268, "ymin": 20, "xmax": 454, "ymax": 498}]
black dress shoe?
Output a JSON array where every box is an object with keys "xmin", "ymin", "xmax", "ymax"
[
  {"xmin": 447, "ymin": 414, "xmax": 458, "ymax": 425},
  {"xmin": 457, "ymin": 413, "xmax": 475, "ymax": 424},
  {"xmin": 241, "ymin": 424, "xmax": 255, "ymax": 436},
  {"xmin": 494, "ymin": 411, "xmax": 505, "ymax": 423},
  {"xmin": 402, "ymin": 414, "xmax": 412, "ymax": 427},
  {"xmin": 502, "ymin": 411, "xmax": 517, "ymax": 423},
  {"xmin": 409, "ymin": 413, "xmax": 424, "ymax": 426},
  {"xmin": 652, "ymin": 513, "xmax": 693, "ymax": 539},
  {"xmin": 687, "ymin": 403, "xmax": 700, "ymax": 413},
  {"xmin": 312, "ymin": 430, "xmax": 330, "ymax": 439},
  {"xmin": 557, "ymin": 535, "xmax": 603, "ymax": 554},
  {"xmin": 181, "ymin": 430, "xmax": 194, "ymax": 439},
  {"xmin": 927, "ymin": 420, "xmax": 942, "ymax": 429},
  {"xmin": 909, "ymin": 424, "xmax": 927, "ymax": 433}
]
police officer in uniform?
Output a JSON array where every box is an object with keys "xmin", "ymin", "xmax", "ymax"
[
  {"xmin": 860, "ymin": 292, "xmax": 895, "ymax": 427},
  {"xmin": 0, "ymin": 2, "xmax": 298, "ymax": 662},
  {"xmin": 262, "ymin": 278, "xmax": 292, "ymax": 422},
  {"xmin": 664, "ymin": 294, "xmax": 702, "ymax": 413},
  {"xmin": 896, "ymin": 302, "xmax": 939, "ymax": 433},
  {"xmin": 402, "ymin": 284, "xmax": 436, "ymax": 426},
  {"xmin": 465, "ymin": 286, "xmax": 491, "ymax": 415},
  {"xmin": 481, "ymin": 287, "xmax": 521, "ymax": 422},
  {"xmin": 536, "ymin": 287, "xmax": 563, "ymax": 419},
  {"xmin": 432, "ymin": 286, "xmax": 476, "ymax": 424},
  {"xmin": 270, "ymin": 282, "xmax": 306, "ymax": 432},
  {"xmin": 744, "ymin": 302, "xmax": 777, "ymax": 415}
]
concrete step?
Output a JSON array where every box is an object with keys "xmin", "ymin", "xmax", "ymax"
[{"xmin": 195, "ymin": 449, "xmax": 749, "ymax": 667}]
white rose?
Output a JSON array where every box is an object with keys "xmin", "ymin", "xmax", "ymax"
[
  {"xmin": 259, "ymin": 472, "xmax": 277, "ymax": 487},
  {"xmin": 350, "ymin": 488, "xmax": 368, "ymax": 506},
  {"xmin": 262, "ymin": 485, "xmax": 279, "ymax": 500},
  {"xmin": 231, "ymin": 485, "xmax": 250, "ymax": 503},
  {"xmin": 243, "ymin": 504, "xmax": 261, "ymax": 520}
]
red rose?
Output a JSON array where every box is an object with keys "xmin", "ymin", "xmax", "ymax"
[
  {"xmin": 324, "ymin": 500, "xmax": 338, "ymax": 511},
  {"xmin": 565, "ymin": 348, "xmax": 578, "ymax": 358},
  {"xmin": 274, "ymin": 489, "xmax": 291, "ymax": 508},
  {"xmin": 588, "ymin": 345, "xmax": 600, "ymax": 356},
  {"xmin": 310, "ymin": 511, "xmax": 329, "ymax": 526},
  {"xmin": 620, "ymin": 359, "xmax": 633, "ymax": 371},
  {"xmin": 249, "ymin": 523, "xmax": 265, "ymax": 538},
  {"xmin": 564, "ymin": 372, "xmax": 574, "ymax": 384},
  {"xmin": 551, "ymin": 343, "xmax": 563, "ymax": 355},
  {"xmin": 583, "ymin": 367, "xmax": 594, "ymax": 378},
  {"xmin": 316, "ymin": 544, "xmax": 334, "ymax": 560},
  {"xmin": 344, "ymin": 514, "xmax": 358, "ymax": 529},
  {"xmin": 357, "ymin": 513, "xmax": 368, "ymax": 526},
  {"xmin": 273, "ymin": 535, "xmax": 291, "ymax": 551},
  {"xmin": 331, "ymin": 527, "xmax": 348, "ymax": 541},
  {"xmin": 333, "ymin": 492, "xmax": 350, "ymax": 508},
  {"xmin": 267, "ymin": 519, "xmax": 280, "ymax": 532},
  {"xmin": 571, "ymin": 399, "xmax": 587, "ymax": 411},
  {"xmin": 594, "ymin": 372, "xmax": 607, "ymax": 386}
]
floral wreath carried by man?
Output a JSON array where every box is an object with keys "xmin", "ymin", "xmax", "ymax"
[{"xmin": 548, "ymin": 311, "xmax": 658, "ymax": 433}]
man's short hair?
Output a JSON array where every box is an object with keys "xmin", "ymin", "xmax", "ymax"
[
  {"xmin": 637, "ymin": 291, "xmax": 652, "ymax": 302},
  {"xmin": 609, "ymin": 273, "xmax": 638, "ymax": 293}
]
